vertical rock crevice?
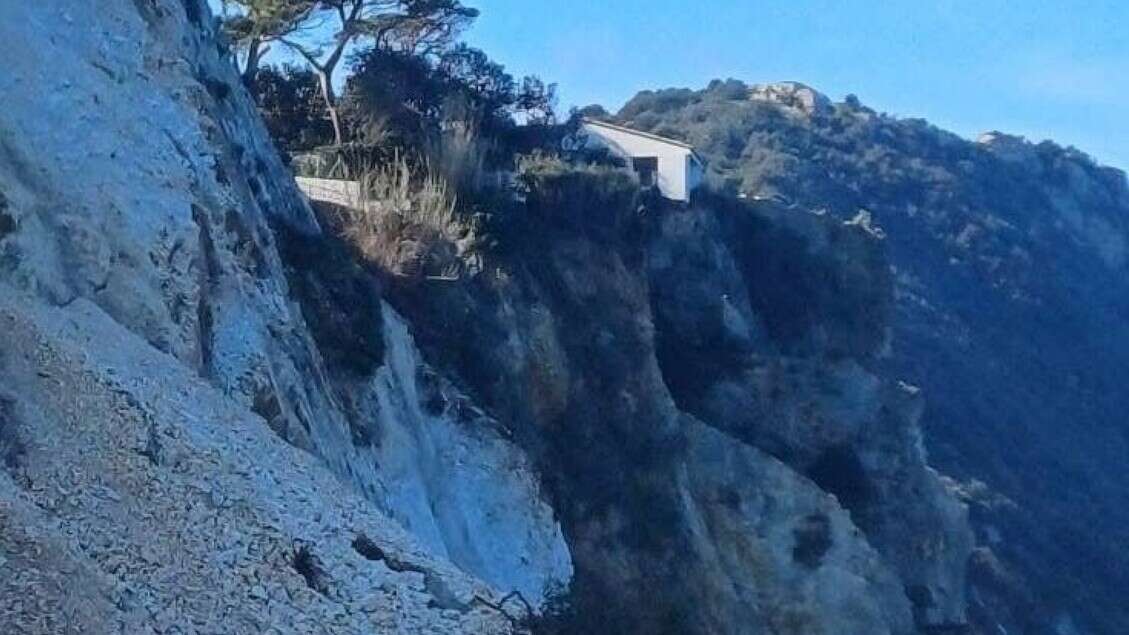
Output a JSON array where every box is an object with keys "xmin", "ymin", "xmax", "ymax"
[{"xmin": 191, "ymin": 203, "xmax": 218, "ymax": 377}]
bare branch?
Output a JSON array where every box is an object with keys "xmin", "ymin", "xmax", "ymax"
[
  {"xmin": 279, "ymin": 37, "xmax": 325, "ymax": 71},
  {"xmin": 470, "ymin": 590, "xmax": 536, "ymax": 629}
]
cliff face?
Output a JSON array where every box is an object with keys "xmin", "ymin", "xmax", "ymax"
[
  {"xmin": 1, "ymin": 3, "xmax": 980, "ymax": 634},
  {"xmin": 0, "ymin": 1, "xmax": 564, "ymax": 631},
  {"xmin": 615, "ymin": 80, "xmax": 1129, "ymax": 634},
  {"xmin": 382, "ymin": 184, "xmax": 973, "ymax": 633},
  {"xmin": 647, "ymin": 203, "xmax": 972, "ymax": 628}
]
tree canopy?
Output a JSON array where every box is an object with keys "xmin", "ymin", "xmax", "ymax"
[
  {"xmin": 253, "ymin": 64, "xmax": 335, "ymax": 150},
  {"xmin": 340, "ymin": 43, "xmax": 556, "ymax": 151},
  {"xmin": 222, "ymin": 0, "xmax": 480, "ymax": 144},
  {"xmin": 220, "ymin": 0, "xmax": 315, "ymax": 86},
  {"xmin": 277, "ymin": 0, "xmax": 478, "ymax": 143}
]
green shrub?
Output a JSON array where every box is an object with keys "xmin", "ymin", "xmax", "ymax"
[{"xmin": 515, "ymin": 153, "xmax": 640, "ymax": 235}]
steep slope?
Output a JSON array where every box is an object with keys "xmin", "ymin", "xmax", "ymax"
[
  {"xmin": 647, "ymin": 201, "xmax": 972, "ymax": 629},
  {"xmin": 0, "ymin": 286, "xmax": 512, "ymax": 633},
  {"xmin": 612, "ymin": 79, "xmax": 1129, "ymax": 634},
  {"xmin": 0, "ymin": 1, "xmax": 566, "ymax": 630}
]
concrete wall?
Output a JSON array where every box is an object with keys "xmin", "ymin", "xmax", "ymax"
[
  {"xmin": 295, "ymin": 176, "xmax": 364, "ymax": 208},
  {"xmin": 582, "ymin": 122, "xmax": 697, "ymax": 201}
]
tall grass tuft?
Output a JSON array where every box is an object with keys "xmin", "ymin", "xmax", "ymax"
[{"xmin": 331, "ymin": 153, "xmax": 473, "ymax": 280}]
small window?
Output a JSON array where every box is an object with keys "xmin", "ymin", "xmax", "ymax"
[{"xmin": 632, "ymin": 156, "xmax": 658, "ymax": 187}]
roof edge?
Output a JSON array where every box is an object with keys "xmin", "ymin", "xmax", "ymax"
[{"xmin": 582, "ymin": 117, "xmax": 697, "ymax": 151}]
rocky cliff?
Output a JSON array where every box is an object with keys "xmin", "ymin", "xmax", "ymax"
[
  {"xmin": 381, "ymin": 186, "xmax": 974, "ymax": 633},
  {"xmin": 2, "ymin": 3, "xmax": 987, "ymax": 634},
  {"xmin": 0, "ymin": 1, "xmax": 563, "ymax": 631}
]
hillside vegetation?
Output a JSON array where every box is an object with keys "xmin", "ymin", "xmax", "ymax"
[{"xmin": 608, "ymin": 79, "xmax": 1129, "ymax": 634}]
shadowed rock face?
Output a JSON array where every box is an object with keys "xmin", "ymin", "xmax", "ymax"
[
  {"xmin": 384, "ymin": 191, "xmax": 973, "ymax": 634},
  {"xmin": 647, "ymin": 202, "xmax": 972, "ymax": 629}
]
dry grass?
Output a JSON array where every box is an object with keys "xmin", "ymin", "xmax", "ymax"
[
  {"xmin": 428, "ymin": 119, "xmax": 492, "ymax": 194},
  {"xmin": 331, "ymin": 154, "xmax": 473, "ymax": 280}
]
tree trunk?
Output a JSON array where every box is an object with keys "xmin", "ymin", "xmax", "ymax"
[
  {"xmin": 242, "ymin": 38, "xmax": 263, "ymax": 94},
  {"xmin": 316, "ymin": 69, "xmax": 343, "ymax": 146}
]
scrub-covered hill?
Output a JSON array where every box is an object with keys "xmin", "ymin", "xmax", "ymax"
[{"xmin": 608, "ymin": 79, "xmax": 1129, "ymax": 634}]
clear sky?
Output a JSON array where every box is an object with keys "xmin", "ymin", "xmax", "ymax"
[{"xmin": 461, "ymin": 0, "xmax": 1129, "ymax": 170}]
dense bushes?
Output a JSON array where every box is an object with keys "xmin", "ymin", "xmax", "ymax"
[
  {"xmin": 336, "ymin": 45, "xmax": 562, "ymax": 197},
  {"xmin": 320, "ymin": 149, "xmax": 650, "ymax": 286},
  {"xmin": 252, "ymin": 65, "xmax": 335, "ymax": 152},
  {"xmin": 253, "ymin": 43, "xmax": 558, "ymax": 163},
  {"xmin": 515, "ymin": 154, "xmax": 640, "ymax": 235}
]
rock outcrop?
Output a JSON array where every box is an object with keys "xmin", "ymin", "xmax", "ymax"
[
  {"xmin": 382, "ymin": 184, "xmax": 973, "ymax": 633},
  {"xmin": 647, "ymin": 202, "xmax": 972, "ymax": 628},
  {"xmin": 748, "ymin": 82, "xmax": 834, "ymax": 118}
]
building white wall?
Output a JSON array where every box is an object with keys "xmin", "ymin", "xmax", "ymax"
[
  {"xmin": 687, "ymin": 155, "xmax": 705, "ymax": 195},
  {"xmin": 581, "ymin": 122, "xmax": 700, "ymax": 201}
]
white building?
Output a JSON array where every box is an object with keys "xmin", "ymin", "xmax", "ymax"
[{"xmin": 580, "ymin": 119, "xmax": 705, "ymax": 202}]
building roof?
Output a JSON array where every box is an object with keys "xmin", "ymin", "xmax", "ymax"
[{"xmin": 582, "ymin": 118, "xmax": 705, "ymax": 166}]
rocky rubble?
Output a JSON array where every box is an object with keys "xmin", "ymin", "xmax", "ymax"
[{"xmin": 0, "ymin": 288, "xmax": 513, "ymax": 634}]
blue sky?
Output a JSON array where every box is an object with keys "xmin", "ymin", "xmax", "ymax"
[
  {"xmin": 208, "ymin": 0, "xmax": 1127, "ymax": 169},
  {"xmin": 461, "ymin": 0, "xmax": 1129, "ymax": 170}
]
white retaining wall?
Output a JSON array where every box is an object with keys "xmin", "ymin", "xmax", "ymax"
[{"xmin": 295, "ymin": 176, "xmax": 365, "ymax": 208}]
